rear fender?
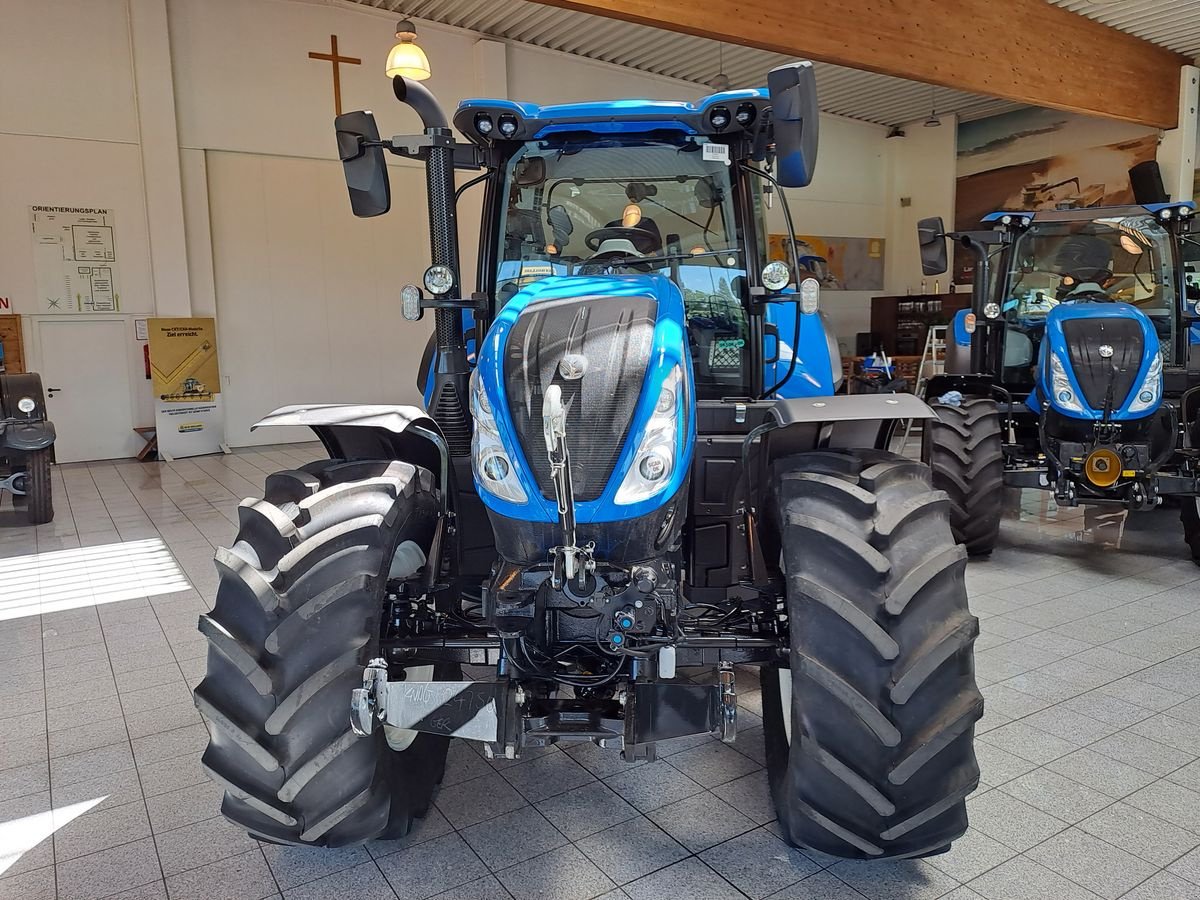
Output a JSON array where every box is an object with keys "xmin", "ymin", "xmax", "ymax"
[
  {"xmin": 762, "ymin": 392, "xmax": 934, "ymax": 459},
  {"xmin": 253, "ymin": 404, "xmax": 448, "ymax": 498}
]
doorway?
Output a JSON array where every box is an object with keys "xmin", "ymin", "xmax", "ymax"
[{"xmin": 33, "ymin": 318, "xmax": 136, "ymax": 462}]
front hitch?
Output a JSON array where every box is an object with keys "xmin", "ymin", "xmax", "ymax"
[{"xmin": 542, "ymin": 384, "xmax": 595, "ymax": 589}]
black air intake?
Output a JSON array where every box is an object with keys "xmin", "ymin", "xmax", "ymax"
[
  {"xmin": 1061, "ymin": 318, "xmax": 1145, "ymax": 412},
  {"xmin": 504, "ymin": 295, "xmax": 657, "ymax": 501}
]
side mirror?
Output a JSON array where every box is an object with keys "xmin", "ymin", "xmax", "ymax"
[
  {"xmin": 334, "ymin": 110, "xmax": 390, "ymax": 218},
  {"xmin": 767, "ymin": 61, "xmax": 819, "ymax": 188},
  {"xmin": 513, "ymin": 156, "xmax": 546, "ymax": 187},
  {"xmin": 917, "ymin": 216, "xmax": 949, "ymax": 276}
]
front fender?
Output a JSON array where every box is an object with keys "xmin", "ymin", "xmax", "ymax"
[
  {"xmin": 0, "ymin": 421, "xmax": 56, "ymax": 452},
  {"xmin": 764, "ymin": 392, "xmax": 933, "ymax": 457},
  {"xmin": 253, "ymin": 404, "xmax": 446, "ymax": 486}
]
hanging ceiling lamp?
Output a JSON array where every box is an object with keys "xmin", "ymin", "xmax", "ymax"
[
  {"xmin": 386, "ymin": 19, "xmax": 431, "ymax": 81},
  {"xmin": 924, "ymin": 85, "xmax": 941, "ymax": 127},
  {"xmin": 710, "ymin": 43, "xmax": 731, "ymax": 92}
]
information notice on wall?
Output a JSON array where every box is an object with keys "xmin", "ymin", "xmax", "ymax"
[
  {"xmin": 147, "ymin": 317, "xmax": 227, "ymax": 459},
  {"xmin": 30, "ymin": 206, "xmax": 121, "ymax": 313}
]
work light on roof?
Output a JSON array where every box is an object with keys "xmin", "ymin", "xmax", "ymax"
[{"xmin": 497, "ymin": 115, "xmax": 518, "ymax": 138}]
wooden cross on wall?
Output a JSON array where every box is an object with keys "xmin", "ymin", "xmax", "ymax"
[{"xmin": 308, "ymin": 34, "xmax": 360, "ymax": 116}]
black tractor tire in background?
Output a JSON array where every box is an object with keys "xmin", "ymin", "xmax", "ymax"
[
  {"xmin": 1184, "ymin": 496, "xmax": 1200, "ymax": 566},
  {"xmin": 194, "ymin": 458, "xmax": 453, "ymax": 847},
  {"xmin": 762, "ymin": 449, "xmax": 982, "ymax": 860},
  {"xmin": 923, "ymin": 399, "xmax": 1005, "ymax": 556},
  {"xmin": 23, "ymin": 449, "xmax": 53, "ymax": 525}
]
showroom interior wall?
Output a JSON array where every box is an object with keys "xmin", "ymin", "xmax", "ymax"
[{"xmin": 1, "ymin": 0, "xmax": 928, "ymax": 456}]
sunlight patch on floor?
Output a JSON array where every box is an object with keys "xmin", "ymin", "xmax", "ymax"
[
  {"xmin": 0, "ymin": 796, "xmax": 107, "ymax": 875},
  {"xmin": 0, "ymin": 538, "xmax": 192, "ymax": 620}
]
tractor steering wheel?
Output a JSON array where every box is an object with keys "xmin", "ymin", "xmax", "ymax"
[
  {"xmin": 577, "ymin": 250, "xmax": 652, "ymax": 276},
  {"xmin": 1066, "ymin": 289, "xmax": 1115, "ymax": 303},
  {"xmin": 584, "ymin": 226, "xmax": 660, "ymax": 254}
]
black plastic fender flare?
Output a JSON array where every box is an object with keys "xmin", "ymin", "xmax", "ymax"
[
  {"xmin": 253, "ymin": 404, "xmax": 448, "ymax": 502},
  {"xmin": 759, "ymin": 392, "xmax": 933, "ymax": 458},
  {"xmin": 0, "ymin": 421, "xmax": 56, "ymax": 452}
]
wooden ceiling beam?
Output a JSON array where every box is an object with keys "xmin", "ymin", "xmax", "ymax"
[{"xmin": 526, "ymin": 0, "xmax": 1189, "ymax": 129}]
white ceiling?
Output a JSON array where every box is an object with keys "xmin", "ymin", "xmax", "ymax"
[{"xmin": 346, "ymin": 0, "xmax": 1198, "ymax": 127}]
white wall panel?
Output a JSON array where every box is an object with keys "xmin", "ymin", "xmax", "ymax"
[
  {"xmin": 0, "ymin": 0, "xmax": 138, "ymax": 142},
  {"xmin": 206, "ymin": 151, "xmax": 435, "ymax": 446}
]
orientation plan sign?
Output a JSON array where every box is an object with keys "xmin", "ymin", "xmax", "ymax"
[
  {"xmin": 148, "ymin": 317, "xmax": 227, "ymax": 459},
  {"xmin": 30, "ymin": 206, "xmax": 120, "ymax": 313}
]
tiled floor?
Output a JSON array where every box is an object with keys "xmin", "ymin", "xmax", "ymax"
[{"xmin": 1, "ymin": 444, "xmax": 1200, "ymax": 899}]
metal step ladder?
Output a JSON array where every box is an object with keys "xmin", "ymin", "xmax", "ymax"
[{"xmin": 900, "ymin": 325, "xmax": 947, "ymax": 452}]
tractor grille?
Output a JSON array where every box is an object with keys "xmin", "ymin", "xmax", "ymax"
[
  {"xmin": 1062, "ymin": 318, "xmax": 1145, "ymax": 412},
  {"xmin": 504, "ymin": 295, "xmax": 658, "ymax": 502}
]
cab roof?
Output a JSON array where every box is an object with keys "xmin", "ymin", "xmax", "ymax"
[
  {"xmin": 453, "ymin": 88, "xmax": 770, "ymax": 143},
  {"xmin": 981, "ymin": 202, "xmax": 1196, "ymax": 226}
]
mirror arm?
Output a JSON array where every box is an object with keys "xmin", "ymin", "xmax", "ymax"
[{"xmin": 384, "ymin": 133, "xmax": 486, "ymax": 170}]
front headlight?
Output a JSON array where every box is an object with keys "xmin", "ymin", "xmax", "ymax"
[
  {"xmin": 470, "ymin": 371, "xmax": 527, "ymax": 504},
  {"xmin": 615, "ymin": 366, "xmax": 683, "ymax": 505},
  {"xmin": 16, "ymin": 397, "xmax": 36, "ymax": 414},
  {"xmin": 1128, "ymin": 351, "xmax": 1163, "ymax": 414},
  {"xmin": 1049, "ymin": 352, "xmax": 1085, "ymax": 414},
  {"xmin": 798, "ymin": 278, "xmax": 820, "ymax": 315}
]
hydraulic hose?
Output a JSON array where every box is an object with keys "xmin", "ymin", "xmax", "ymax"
[{"xmin": 743, "ymin": 163, "xmax": 804, "ymax": 398}]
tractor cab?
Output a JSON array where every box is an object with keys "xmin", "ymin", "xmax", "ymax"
[
  {"xmin": 444, "ymin": 90, "xmax": 844, "ymax": 400},
  {"xmin": 421, "ymin": 86, "xmax": 840, "ymax": 402}
]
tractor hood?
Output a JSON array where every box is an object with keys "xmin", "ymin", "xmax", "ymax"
[
  {"xmin": 1031, "ymin": 302, "xmax": 1163, "ymax": 421},
  {"xmin": 471, "ymin": 274, "xmax": 695, "ymax": 524}
]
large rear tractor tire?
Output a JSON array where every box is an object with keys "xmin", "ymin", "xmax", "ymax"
[
  {"xmin": 923, "ymin": 399, "xmax": 1004, "ymax": 556},
  {"xmin": 194, "ymin": 459, "xmax": 453, "ymax": 847},
  {"xmin": 1184, "ymin": 496, "xmax": 1200, "ymax": 566},
  {"xmin": 22, "ymin": 449, "xmax": 53, "ymax": 525},
  {"xmin": 762, "ymin": 449, "xmax": 982, "ymax": 860}
]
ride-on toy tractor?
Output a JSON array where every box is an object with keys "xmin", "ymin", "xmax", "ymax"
[
  {"xmin": 194, "ymin": 62, "xmax": 982, "ymax": 860},
  {"xmin": 0, "ymin": 373, "xmax": 55, "ymax": 524},
  {"xmin": 916, "ymin": 205, "xmax": 1200, "ymax": 561}
]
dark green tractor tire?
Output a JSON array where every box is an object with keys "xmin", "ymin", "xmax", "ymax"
[
  {"xmin": 923, "ymin": 399, "xmax": 1004, "ymax": 556},
  {"xmin": 22, "ymin": 449, "xmax": 53, "ymax": 525},
  {"xmin": 194, "ymin": 459, "xmax": 453, "ymax": 847},
  {"xmin": 762, "ymin": 449, "xmax": 982, "ymax": 860}
]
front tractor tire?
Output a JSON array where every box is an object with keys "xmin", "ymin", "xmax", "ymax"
[
  {"xmin": 1184, "ymin": 496, "xmax": 1200, "ymax": 566},
  {"xmin": 17, "ymin": 449, "xmax": 53, "ymax": 525},
  {"xmin": 763, "ymin": 449, "xmax": 982, "ymax": 860},
  {"xmin": 923, "ymin": 399, "xmax": 1005, "ymax": 556},
  {"xmin": 194, "ymin": 459, "xmax": 451, "ymax": 847}
]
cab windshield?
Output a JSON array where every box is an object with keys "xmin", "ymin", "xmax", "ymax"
[
  {"xmin": 1001, "ymin": 215, "xmax": 1178, "ymax": 371},
  {"xmin": 496, "ymin": 136, "xmax": 754, "ymax": 396}
]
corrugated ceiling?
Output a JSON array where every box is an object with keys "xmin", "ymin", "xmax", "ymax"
[
  {"xmin": 1048, "ymin": 0, "xmax": 1200, "ymax": 58},
  {"xmin": 344, "ymin": 0, "xmax": 1199, "ymax": 126},
  {"xmin": 345, "ymin": 0, "xmax": 1025, "ymax": 126}
]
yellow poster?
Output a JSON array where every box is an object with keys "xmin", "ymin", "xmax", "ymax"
[
  {"xmin": 148, "ymin": 318, "xmax": 220, "ymax": 402},
  {"xmin": 149, "ymin": 317, "xmax": 226, "ymax": 459}
]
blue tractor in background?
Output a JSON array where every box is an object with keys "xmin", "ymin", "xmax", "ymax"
[
  {"xmin": 917, "ymin": 206, "xmax": 1200, "ymax": 561},
  {"xmin": 194, "ymin": 63, "xmax": 982, "ymax": 862}
]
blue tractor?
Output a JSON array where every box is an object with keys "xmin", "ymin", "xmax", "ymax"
[
  {"xmin": 917, "ymin": 206, "xmax": 1200, "ymax": 560},
  {"xmin": 194, "ymin": 63, "xmax": 982, "ymax": 861}
]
